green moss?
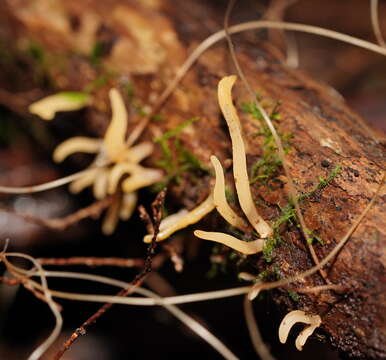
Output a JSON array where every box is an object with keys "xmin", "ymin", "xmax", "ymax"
[
  {"xmin": 25, "ymin": 40, "xmax": 54, "ymax": 86},
  {"xmin": 250, "ymin": 130, "xmax": 292, "ymax": 185},
  {"xmin": 317, "ymin": 164, "xmax": 342, "ymax": 190},
  {"xmin": 123, "ymin": 81, "xmax": 135, "ymax": 100},
  {"xmin": 61, "ymin": 91, "xmax": 90, "ymax": 103},
  {"xmin": 257, "ymin": 269, "xmax": 270, "ymax": 281},
  {"xmin": 241, "ymin": 100, "xmax": 264, "ymax": 121},
  {"xmin": 27, "ymin": 42, "xmax": 45, "ymax": 63},
  {"xmin": 305, "ymin": 228, "xmax": 324, "ymax": 245},
  {"xmin": 274, "ymin": 203, "xmax": 296, "ymax": 230},
  {"xmin": 90, "ymin": 42, "xmax": 104, "ymax": 66},
  {"xmin": 150, "ymin": 114, "xmax": 164, "ymax": 122},
  {"xmin": 287, "ymin": 290, "xmax": 300, "ymax": 302},
  {"xmin": 133, "ymin": 103, "xmax": 148, "ymax": 117},
  {"xmin": 153, "ymin": 117, "xmax": 208, "ymax": 190},
  {"xmin": 155, "ymin": 117, "xmax": 199, "ymax": 142},
  {"xmin": 299, "ymin": 164, "xmax": 342, "ymax": 201},
  {"xmin": 262, "ymin": 203, "xmax": 296, "ymax": 262},
  {"xmin": 84, "ymin": 75, "xmax": 108, "ymax": 92},
  {"xmin": 242, "ymin": 100, "xmax": 292, "ymax": 185},
  {"xmin": 262, "ymin": 235, "xmax": 279, "ymax": 263}
]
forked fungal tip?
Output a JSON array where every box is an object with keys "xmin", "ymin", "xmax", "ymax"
[{"xmin": 278, "ymin": 310, "xmax": 321, "ymax": 351}]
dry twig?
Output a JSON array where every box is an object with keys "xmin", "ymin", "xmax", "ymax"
[{"xmin": 53, "ymin": 188, "xmax": 166, "ymax": 359}]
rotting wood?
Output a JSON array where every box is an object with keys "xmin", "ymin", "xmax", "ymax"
[{"xmin": 0, "ymin": 0, "xmax": 385, "ymax": 358}]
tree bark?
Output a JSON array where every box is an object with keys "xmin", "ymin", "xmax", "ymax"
[{"xmin": 0, "ymin": 0, "xmax": 385, "ymax": 358}]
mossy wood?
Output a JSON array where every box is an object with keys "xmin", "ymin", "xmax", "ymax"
[{"xmin": 0, "ymin": 0, "xmax": 385, "ymax": 358}]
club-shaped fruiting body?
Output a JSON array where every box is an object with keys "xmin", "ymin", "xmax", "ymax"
[{"xmin": 30, "ymin": 88, "xmax": 163, "ymax": 234}]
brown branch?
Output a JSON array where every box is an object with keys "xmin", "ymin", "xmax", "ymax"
[
  {"xmin": 0, "ymin": 275, "xmax": 62, "ymax": 310},
  {"xmin": 0, "ymin": 88, "xmax": 42, "ymax": 117},
  {"xmin": 0, "ymin": 195, "xmax": 114, "ymax": 231},
  {"xmin": 38, "ymin": 256, "xmax": 145, "ymax": 268},
  {"xmin": 290, "ymin": 284, "xmax": 348, "ymax": 295},
  {"xmin": 53, "ymin": 188, "xmax": 167, "ymax": 360},
  {"xmin": 0, "ymin": 275, "xmax": 22, "ymax": 286}
]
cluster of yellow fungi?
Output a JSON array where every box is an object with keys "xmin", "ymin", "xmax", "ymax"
[
  {"xmin": 28, "ymin": 75, "xmax": 322, "ymax": 352},
  {"xmin": 142, "ymin": 75, "xmax": 322, "ymax": 351},
  {"xmin": 29, "ymin": 89, "xmax": 163, "ymax": 235},
  {"xmin": 144, "ymin": 75, "xmax": 272, "ymax": 254}
]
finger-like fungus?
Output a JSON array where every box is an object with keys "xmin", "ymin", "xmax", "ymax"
[
  {"xmin": 194, "ymin": 230, "xmax": 264, "ymax": 255},
  {"xmin": 217, "ymin": 75, "xmax": 272, "ymax": 239},
  {"xmin": 193, "ymin": 76, "xmax": 273, "ymax": 255},
  {"xmin": 278, "ymin": 310, "xmax": 322, "ymax": 351},
  {"xmin": 142, "ymin": 76, "xmax": 273, "ymax": 252},
  {"xmin": 29, "ymin": 91, "xmax": 90, "ymax": 120},
  {"xmin": 143, "ymin": 195, "xmax": 215, "ymax": 243},
  {"xmin": 211, "ymin": 155, "xmax": 249, "ymax": 232},
  {"xmin": 32, "ymin": 88, "xmax": 163, "ymax": 235}
]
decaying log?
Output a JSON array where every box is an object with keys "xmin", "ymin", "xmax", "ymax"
[{"xmin": 0, "ymin": 0, "xmax": 385, "ymax": 358}]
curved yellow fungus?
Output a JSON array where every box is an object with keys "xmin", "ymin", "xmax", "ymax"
[
  {"xmin": 29, "ymin": 88, "xmax": 163, "ymax": 235},
  {"xmin": 218, "ymin": 75, "xmax": 272, "ymax": 239},
  {"xmin": 108, "ymin": 163, "xmax": 139, "ymax": 195},
  {"xmin": 119, "ymin": 192, "xmax": 138, "ymax": 221},
  {"xmin": 211, "ymin": 155, "xmax": 249, "ymax": 232},
  {"xmin": 104, "ymin": 88, "xmax": 128, "ymax": 161},
  {"xmin": 121, "ymin": 168, "xmax": 163, "ymax": 193},
  {"xmin": 93, "ymin": 168, "xmax": 109, "ymax": 200},
  {"xmin": 102, "ymin": 195, "xmax": 122, "ymax": 236},
  {"xmin": 29, "ymin": 92, "xmax": 90, "ymax": 120},
  {"xmin": 194, "ymin": 230, "xmax": 264, "ymax": 255},
  {"xmin": 69, "ymin": 168, "xmax": 100, "ymax": 194},
  {"xmin": 53, "ymin": 137, "xmax": 101, "ymax": 163},
  {"xmin": 278, "ymin": 310, "xmax": 321, "ymax": 351},
  {"xmin": 142, "ymin": 76, "xmax": 272, "ymax": 251},
  {"xmin": 143, "ymin": 194, "xmax": 215, "ymax": 243},
  {"xmin": 123, "ymin": 142, "xmax": 154, "ymax": 163}
]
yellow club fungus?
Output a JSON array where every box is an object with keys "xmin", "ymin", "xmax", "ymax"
[
  {"xmin": 143, "ymin": 76, "xmax": 272, "ymax": 253},
  {"xmin": 143, "ymin": 195, "xmax": 215, "ymax": 243},
  {"xmin": 29, "ymin": 91, "xmax": 90, "ymax": 120},
  {"xmin": 217, "ymin": 75, "xmax": 272, "ymax": 239},
  {"xmin": 279, "ymin": 310, "xmax": 322, "ymax": 351},
  {"xmin": 33, "ymin": 88, "xmax": 163, "ymax": 235}
]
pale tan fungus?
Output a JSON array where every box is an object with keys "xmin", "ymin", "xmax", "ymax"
[
  {"xmin": 104, "ymin": 88, "xmax": 129, "ymax": 161},
  {"xmin": 30, "ymin": 88, "xmax": 163, "ymax": 235},
  {"xmin": 143, "ymin": 76, "xmax": 272, "ymax": 250},
  {"xmin": 238, "ymin": 272, "xmax": 256, "ymax": 281},
  {"xmin": 194, "ymin": 230, "xmax": 264, "ymax": 255},
  {"xmin": 102, "ymin": 194, "xmax": 122, "ymax": 236},
  {"xmin": 93, "ymin": 168, "xmax": 109, "ymax": 200},
  {"xmin": 69, "ymin": 168, "xmax": 100, "ymax": 194},
  {"xmin": 119, "ymin": 192, "xmax": 138, "ymax": 220},
  {"xmin": 218, "ymin": 75, "xmax": 272, "ymax": 238},
  {"xmin": 211, "ymin": 155, "xmax": 249, "ymax": 232},
  {"xmin": 143, "ymin": 194, "xmax": 215, "ymax": 243},
  {"xmin": 192, "ymin": 76, "xmax": 273, "ymax": 256},
  {"xmin": 278, "ymin": 310, "xmax": 322, "ymax": 351},
  {"xmin": 53, "ymin": 137, "xmax": 102, "ymax": 163},
  {"xmin": 28, "ymin": 92, "xmax": 90, "ymax": 121},
  {"xmin": 108, "ymin": 163, "xmax": 140, "ymax": 195},
  {"xmin": 121, "ymin": 168, "xmax": 163, "ymax": 193}
]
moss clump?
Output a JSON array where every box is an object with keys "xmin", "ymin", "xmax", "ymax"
[
  {"xmin": 287, "ymin": 290, "xmax": 300, "ymax": 302},
  {"xmin": 299, "ymin": 164, "xmax": 342, "ymax": 201},
  {"xmin": 153, "ymin": 117, "xmax": 208, "ymax": 190},
  {"xmin": 317, "ymin": 164, "xmax": 342, "ymax": 189},
  {"xmin": 241, "ymin": 100, "xmax": 292, "ymax": 185},
  {"xmin": 90, "ymin": 41, "xmax": 104, "ymax": 66}
]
